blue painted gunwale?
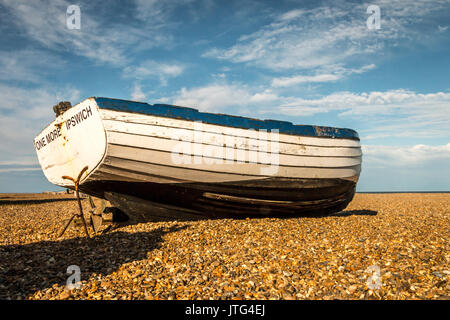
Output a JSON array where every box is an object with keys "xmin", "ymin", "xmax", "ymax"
[{"xmin": 94, "ymin": 97, "xmax": 359, "ymax": 141}]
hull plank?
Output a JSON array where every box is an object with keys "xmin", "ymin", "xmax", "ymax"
[
  {"xmin": 101, "ymin": 110, "xmax": 361, "ymax": 148},
  {"xmin": 105, "ymin": 144, "xmax": 361, "ymax": 180},
  {"xmin": 106, "ymin": 131, "xmax": 362, "ymax": 167}
]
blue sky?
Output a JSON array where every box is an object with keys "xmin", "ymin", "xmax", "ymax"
[{"xmin": 0, "ymin": 0, "xmax": 449, "ymax": 192}]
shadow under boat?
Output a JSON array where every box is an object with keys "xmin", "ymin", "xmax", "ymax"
[{"xmin": 0, "ymin": 224, "xmax": 188, "ymax": 300}]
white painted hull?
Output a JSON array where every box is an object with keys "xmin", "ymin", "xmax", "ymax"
[{"xmin": 34, "ymin": 98, "xmax": 362, "ymax": 215}]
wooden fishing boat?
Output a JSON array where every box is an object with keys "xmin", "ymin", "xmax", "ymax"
[{"xmin": 34, "ymin": 97, "xmax": 362, "ymax": 218}]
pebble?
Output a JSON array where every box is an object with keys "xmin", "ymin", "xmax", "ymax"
[
  {"xmin": 0, "ymin": 193, "xmax": 448, "ymax": 300},
  {"xmin": 60, "ymin": 290, "xmax": 71, "ymax": 300}
]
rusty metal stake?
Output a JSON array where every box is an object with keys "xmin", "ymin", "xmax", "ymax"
[{"xmin": 58, "ymin": 166, "xmax": 90, "ymax": 238}]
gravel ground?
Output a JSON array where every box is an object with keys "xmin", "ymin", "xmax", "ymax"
[{"xmin": 0, "ymin": 193, "xmax": 448, "ymax": 300}]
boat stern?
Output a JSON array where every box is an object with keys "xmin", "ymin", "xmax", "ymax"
[{"xmin": 34, "ymin": 98, "xmax": 107, "ymax": 188}]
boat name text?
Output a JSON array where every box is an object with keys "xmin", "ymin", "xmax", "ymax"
[
  {"xmin": 34, "ymin": 106, "xmax": 93, "ymax": 151},
  {"xmin": 65, "ymin": 106, "xmax": 93, "ymax": 130}
]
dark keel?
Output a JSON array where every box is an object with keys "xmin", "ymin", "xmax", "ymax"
[{"xmin": 79, "ymin": 177, "xmax": 357, "ymax": 218}]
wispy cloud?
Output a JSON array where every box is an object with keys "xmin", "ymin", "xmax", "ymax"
[
  {"xmin": 362, "ymin": 143, "xmax": 450, "ymax": 168},
  {"xmin": 173, "ymin": 83, "xmax": 253, "ymax": 111},
  {"xmin": 0, "ymin": 49, "xmax": 66, "ymax": 83},
  {"xmin": 203, "ymin": 6, "xmax": 377, "ymax": 70},
  {"xmin": 271, "ymin": 74, "xmax": 341, "ymax": 88},
  {"xmin": 123, "ymin": 60, "xmax": 186, "ymax": 86},
  {"xmin": 174, "ymin": 83, "xmax": 450, "ymax": 121},
  {"xmin": 0, "ymin": 0, "xmax": 172, "ymax": 66},
  {"xmin": 134, "ymin": 0, "xmax": 197, "ymax": 22},
  {"xmin": 171, "ymin": 82, "xmax": 450, "ymax": 140},
  {"xmin": 358, "ymin": 142, "xmax": 450, "ymax": 191},
  {"xmin": 130, "ymin": 83, "xmax": 147, "ymax": 101},
  {"xmin": 271, "ymin": 89, "xmax": 450, "ymax": 118},
  {"xmin": 0, "ymin": 84, "xmax": 80, "ymax": 120},
  {"xmin": 0, "ymin": 83, "xmax": 80, "ymax": 166},
  {"xmin": 0, "ymin": 157, "xmax": 40, "ymax": 177},
  {"xmin": 0, "ymin": 167, "xmax": 41, "ymax": 173},
  {"xmin": 203, "ymin": 1, "xmax": 448, "ymax": 73},
  {"xmin": 271, "ymin": 64, "xmax": 375, "ymax": 87},
  {"xmin": 0, "ymin": 159, "xmax": 39, "ymax": 166}
]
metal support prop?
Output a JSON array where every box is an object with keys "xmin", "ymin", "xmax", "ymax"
[{"xmin": 58, "ymin": 166, "xmax": 90, "ymax": 238}]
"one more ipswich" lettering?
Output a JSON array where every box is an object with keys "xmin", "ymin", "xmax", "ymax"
[{"xmin": 34, "ymin": 106, "xmax": 93, "ymax": 151}]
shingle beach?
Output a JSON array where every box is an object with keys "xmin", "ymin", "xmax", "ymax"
[{"xmin": 0, "ymin": 193, "xmax": 448, "ymax": 300}]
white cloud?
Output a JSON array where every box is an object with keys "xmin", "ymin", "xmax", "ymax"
[
  {"xmin": 270, "ymin": 64, "xmax": 376, "ymax": 87},
  {"xmin": 0, "ymin": 85, "xmax": 80, "ymax": 120},
  {"xmin": 171, "ymin": 81, "xmax": 450, "ymax": 123},
  {"xmin": 171, "ymin": 84, "xmax": 289, "ymax": 112},
  {"xmin": 358, "ymin": 141, "xmax": 450, "ymax": 191},
  {"xmin": 134, "ymin": 0, "xmax": 198, "ymax": 23},
  {"xmin": 362, "ymin": 143, "xmax": 450, "ymax": 168},
  {"xmin": 123, "ymin": 60, "xmax": 185, "ymax": 85},
  {"xmin": 0, "ymin": 158, "xmax": 39, "ymax": 166},
  {"xmin": 135, "ymin": 0, "xmax": 168, "ymax": 22},
  {"xmin": 1, "ymin": 0, "xmax": 171, "ymax": 66},
  {"xmin": 131, "ymin": 83, "xmax": 147, "ymax": 101},
  {"xmin": 0, "ymin": 167, "xmax": 41, "ymax": 173},
  {"xmin": 279, "ymin": 9, "xmax": 305, "ymax": 21},
  {"xmin": 249, "ymin": 90, "xmax": 279, "ymax": 103},
  {"xmin": 203, "ymin": 1, "xmax": 449, "ymax": 72},
  {"xmin": 272, "ymin": 89, "xmax": 450, "ymax": 118},
  {"xmin": 203, "ymin": 6, "xmax": 376, "ymax": 70},
  {"xmin": 0, "ymin": 50, "xmax": 66, "ymax": 83},
  {"xmin": 173, "ymin": 84, "xmax": 253, "ymax": 111},
  {"xmin": 212, "ymin": 73, "xmax": 226, "ymax": 79},
  {"xmin": 271, "ymin": 74, "xmax": 341, "ymax": 88},
  {"xmin": 0, "ymin": 84, "xmax": 80, "ymax": 166},
  {"xmin": 171, "ymin": 82, "xmax": 450, "ymax": 140}
]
